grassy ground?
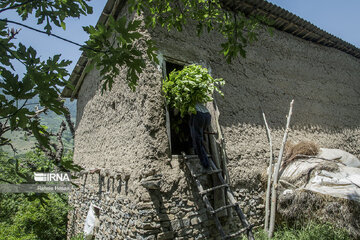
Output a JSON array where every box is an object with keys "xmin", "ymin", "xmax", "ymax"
[{"xmin": 242, "ymin": 222, "xmax": 351, "ymax": 240}]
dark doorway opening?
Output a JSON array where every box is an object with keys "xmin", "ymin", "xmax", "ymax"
[{"xmin": 165, "ymin": 61, "xmax": 192, "ymax": 155}]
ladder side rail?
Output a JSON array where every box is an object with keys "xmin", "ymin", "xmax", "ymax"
[
  {"xmin": 184, "ymin": 161, "xmax": 227, "ymax": 240},
  {"xmin": 208, "ymin": 159, "xmax": 255, "ymax": 240}
]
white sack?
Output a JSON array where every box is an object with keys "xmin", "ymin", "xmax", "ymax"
[
  {"xmin": 281, "ymin": 149, "xmax": 360, "ymax": 202},
  {"xmin": 84, "ymin": 203, "xmax": 97, "ymax": 237},
  {"xmin": 318, "ymin": 148, "xmax": 360, "ymax": 168}
]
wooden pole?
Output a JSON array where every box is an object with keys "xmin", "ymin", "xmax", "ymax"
[
  {"xmin": 262, "ymin": 110, "xmax": 274, "ymax": 233},
  {"xmin": 206, "ymin": 101, "xmax": 227, "ymax": 217},
  {"xmin": 268, "ymin": 100, "xmax": 294, "ymax": 238}
]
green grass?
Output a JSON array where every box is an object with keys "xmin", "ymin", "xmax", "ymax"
[
  {"xmin": 242, "ymin": 222, "xmax": 351, "ymax": 240},
  {"xmin": 70, "ymin": 233, "xmax": 85, "ymax": 240}
]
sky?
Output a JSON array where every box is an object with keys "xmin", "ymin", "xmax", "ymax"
[
  {"xmin": 1, "ymin": 1, "xmax": 359, "ymax": 75},
  {"xmin": 266, "ymin": 0, "xmax": 360, "ymax": 48},
  {"xmin": 2, "ymin": 1, "xmax": 107, "ymax": 73}
]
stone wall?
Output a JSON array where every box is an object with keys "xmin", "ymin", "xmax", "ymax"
[
  {"xmin": 68, "ymin": 4, "xmax": 360, "ymax": 239},
  {"xmin": 68, "ymin": 159, "xmax": 249, "ymax": 239}
]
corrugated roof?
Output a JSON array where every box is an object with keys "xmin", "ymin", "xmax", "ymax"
[
  {"xmin": 62, "ymin": 0, "xmax": 360, "ymax": 98},
  {"xmin": 221, "ymin": 0, "xmax": 360, "ymax": 58}
]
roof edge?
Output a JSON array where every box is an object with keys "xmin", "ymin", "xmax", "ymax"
[
  {"xmin": 61, "ymin": 0, "xmax": 125, "ymax": 99},
  {"xmin": 62, "ymin": 0, "xmax": 360, "ymax": 99}
]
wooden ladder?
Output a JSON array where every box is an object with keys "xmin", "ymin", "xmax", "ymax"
[{"xmin": 182, "ymin": 153, "xmax": 255, "ymax": 240}]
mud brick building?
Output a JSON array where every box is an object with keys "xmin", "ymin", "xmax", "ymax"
[{"xmin": 63, "ymin": 0, "xmax": 360, "ymax": 239}]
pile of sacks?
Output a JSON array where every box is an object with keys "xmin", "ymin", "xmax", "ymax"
[
  {"xmin": 281, "ymin": 148, "xmax": 360, "ymax": 202},
  {"xmin": 276, "ymin": 143, "xmax": 360, "ymax": 238}
]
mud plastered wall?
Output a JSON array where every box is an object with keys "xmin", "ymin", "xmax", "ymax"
[
  {"xmin": 69, "ymin": 10, "xmax": 244, "ymax": 239},
  {"xmin": 69, "ymin": 5, "xmax": 360, "ymax": 239},
  {"xmin": 74, "ymin": 61, "xmax": 168, "ymax": 171},
  {"xmin": 150, "ymin": 18, "xmax": 360, "ymax": 225}
]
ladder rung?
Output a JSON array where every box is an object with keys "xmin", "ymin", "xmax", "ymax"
[
  {"xmin": 210, "ymin": 202, "xmax": 239, "ymax": 215},
  {"xmin": 193, "ymin": 169, "xmax": 222, "ymax": 178},
  {"xmin": 204, "ymin": 131, "xmax": 216, "ymax": 135},
  {"xmin": 183, "ymin": 154, "xmax": 212, "ymax": 160},
  {"xmin": 225, "ymin": 225, "xmax": 251, "ymax": 239},
  {"xmin": 199, "ymin": 184, "xmax": 229, "ymax": 195}
]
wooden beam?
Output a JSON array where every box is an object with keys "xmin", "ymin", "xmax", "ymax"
[
  {"xmin": 71, "ymin": 61, "xmax": 90, "ymax": 100},
  {"xmin": 282, "ymin": 22, "xmax": 293, "ymax": 31}
]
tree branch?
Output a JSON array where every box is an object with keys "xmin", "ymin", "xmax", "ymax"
[
  {"xmin": 64, "ymin": 108, "xmax": 75, "ymax": 139},
  {"xmin": 0, "ymin": 41, "xmax": 27, "ymax": 67},
  {"xmin": 0, "ymin": 19, "xmax": 104, "ymax": 53},
  {"xmin": 0, "ymin": 0, "xmax": 39, "ymax": 14},
  {"xmin": 7, "ymin": 27, "xmax": 21, "ymax": 41},
  {"xmin": 26, "ymin": 107, "xmax": 48, "ymax": 118},
  {"xmin": 0, "ymin": 178, "xmax": 13, "ymax": 184},
  {"xmin": 0, "ymin": 99, "xmax": 28, "ymax": 120},
  {"xmin": 54, "ymin": 121, "xmax": 66, "ymax": 164},
  {"xmin": 0, "ymin": 137, "xmax": 17, "ymax": 153}
]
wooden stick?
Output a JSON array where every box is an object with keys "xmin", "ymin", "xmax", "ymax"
[
  {"xmin": 268, "ymin": 100, "xmax": 294, "ymax": 238},
  {"xmin": 213, "ymin": 99, "xmax": 232, "ymax": 216},
  {"xmin": 262, "ymin": 110, "xmax": 274, "ymax": 233},
  {"xmin": 207, "ymin": 101, "xmax": 227, "ymax": 217}
]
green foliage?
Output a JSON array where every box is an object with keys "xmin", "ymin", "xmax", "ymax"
[
  {"xmin": 0, "ymin": 150, "xmax": 49, "ymax": 184},
  {"xmin": 0, "ymin": 222, "xmax": 37, "ymax": 240},
  {"xmin": 0, "ymin": 149, "xmax": 78, "ymax": 189},
  {"xmin": 0, "ymin": 0, "xmax": 91, "ymax": 159},
  {"xmin": 82, "ymin": 15, "xmax": 158, "ymax": 92},
  {"xmin": 0, "ymin": 150, "xmax": 71, "ymax": 240},
  {"xmin": 162, "ymin": 64, "xmax": 224, "ymax": 117},
  {"xmin": 0, "ymin": 0, "xmax": 93, "ymax": 34},
  {"xmin": 0, "ymin": 20, "xmax": 72, "ymax": 150},
  {"xmin": 70, "ymin": 233, "xmax": 85, "ymax": 240},
  {"xmin": 128, "ymin": 0, "xmax": 271, "ymax": 63},
  {"xmin": 0, "ymin": 193, "xmax": 69, "ymax": 240},
  {"xmin": 242, "ymin": 222, "xmax": 351, "ymax": 240},
  {"xmin": 1, "ymin": 96, "xmax": 76, "ymax": 155}
]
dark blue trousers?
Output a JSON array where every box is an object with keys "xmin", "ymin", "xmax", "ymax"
[{"xmin": 189, "ymin": 111, "xmax": 211, "ymax": 168}]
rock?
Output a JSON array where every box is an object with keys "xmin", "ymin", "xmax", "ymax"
[
  {"xmin": 157, "ymin": 231, "xmax": 174, "ymax": 240},
  {"xmin": 141, "ymin": 179, "xmax": 161, "ymax": 190},
  {"xmin": 191, "ymin": 217, "xmax": 200, "ymax": 225}
]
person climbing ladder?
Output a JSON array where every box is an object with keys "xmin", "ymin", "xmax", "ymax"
[{"xmin": 189, "ymin": 103, "xmax": 211, "ymax": 169}]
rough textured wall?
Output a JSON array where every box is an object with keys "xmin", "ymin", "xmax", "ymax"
[
  {"xmin": 69, "ymin": 10, "xmax": 243, "ymax": 239},
  {"xmin": 150, "ymin": 21, "xmax": 360, "ymax": 226},
  {"xmin": 68, "ymin": 159, "xmax": 246, "ymax": 240},
  {"xmin": 69, "ymin": 7, "xmax": 360, "ymax": 239},
  {"xmin": 74, "ymin": 61, "xmax": 168, "ymax": 171},
  {"xmin": 214, "ymin": 28, "xmax": 360, "ymax": 188}
]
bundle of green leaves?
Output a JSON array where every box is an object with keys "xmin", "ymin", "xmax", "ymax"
[{"xmin": 162, "ymin": 64, "xmax": 224, "ymax": 117}]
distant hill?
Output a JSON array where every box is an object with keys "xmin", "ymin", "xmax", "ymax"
[{"xmin": 1, "ymin": 97, "xmax": 76, "ymax": 155}]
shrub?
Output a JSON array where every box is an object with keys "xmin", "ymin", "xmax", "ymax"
[{"xmin": 0, "ymin": 151, "xmax": 71, "ymax": 240}]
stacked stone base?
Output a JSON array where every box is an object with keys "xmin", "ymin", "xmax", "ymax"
[{"xmin": 67, "ymin": 167, "xmax": 256, "ymax": 240}]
